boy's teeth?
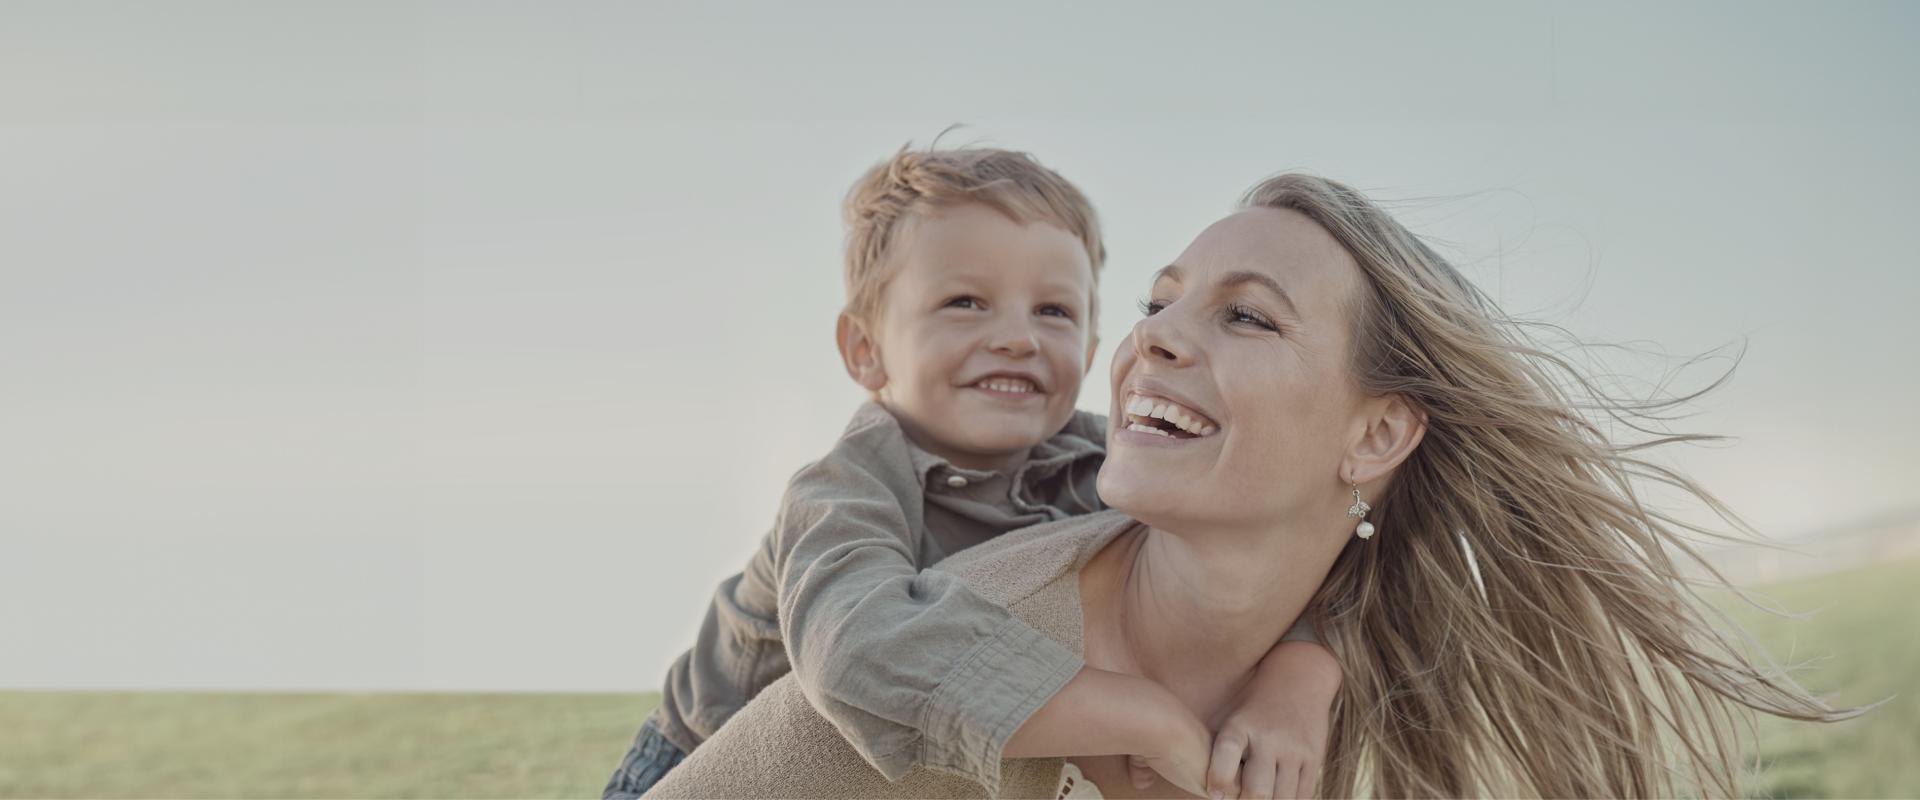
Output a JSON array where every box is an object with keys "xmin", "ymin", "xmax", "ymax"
[{"xmin": 978, "ymin": 377, "xmax": 1036, "ymax": 393}]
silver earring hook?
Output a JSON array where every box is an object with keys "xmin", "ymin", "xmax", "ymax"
[{"xmin": 1349, "ymin": 484, "xmax": 1376, "ymax": 540}]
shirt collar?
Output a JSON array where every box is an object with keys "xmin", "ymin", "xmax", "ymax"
[{"xmin": 894, "ymin": 407, "xmax": 1108, "ymax": 490}]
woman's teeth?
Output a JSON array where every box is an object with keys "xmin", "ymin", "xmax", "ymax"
[
  {"xmin": 1126, "ymin": 422, "xmax": 1176, "ymax": 437},
  {"xmin": 1124, "ymin": 393, "xmax": 1217, "ymax": 437},
  {"xmin": 976, "ymin": 377, "xmax": 1038, "ymax": 394}
]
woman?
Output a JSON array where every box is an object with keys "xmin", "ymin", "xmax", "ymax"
[{"xmin": 645, "ymin": 174, "xmax": 1843, "ymax": 798}]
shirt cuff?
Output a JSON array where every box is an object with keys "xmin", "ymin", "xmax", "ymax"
[{"xmin": 919, "ymin": 615, "xmax": 1084, "ymax": 797}]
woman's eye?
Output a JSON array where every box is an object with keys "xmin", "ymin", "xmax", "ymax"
[
  {"xmin": 1137, "ymin": 298, "xmax": 1166, "ymax": 317},
  {"xmin": 1227, "ymin": 304, "xmax": 1277, "ymax": 331}
]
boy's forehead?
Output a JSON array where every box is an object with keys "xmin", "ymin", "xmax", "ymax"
[
  {"xmin": 911, "ymin": 256, "xmax": 1089, "ymax": 290},
  {"xmin": 893, "ymin": 204, "xmax": 1093, "ymax": 287}
]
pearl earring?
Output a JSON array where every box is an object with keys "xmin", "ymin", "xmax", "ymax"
[{"xmin": 1347, "ymin": 484, "xmax": 1375, "ymax": 540}]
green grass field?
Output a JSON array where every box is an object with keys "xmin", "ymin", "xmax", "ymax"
[
  {"xmin": 3, "ymin": 557, "xmax": 1912, "ymax": 799},
  {"xmin": 1719, "ymin": 555, "xmax": 1918, "ymax": 799},
  {"xmin": 0, "ymin": 692, "xmax": 657, "ymax": 799}
]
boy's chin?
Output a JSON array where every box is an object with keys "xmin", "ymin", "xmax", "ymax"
[
  {"xmin": 947, "ymin": 426, "xmax": 1046, "ymax": 460},
  {"xmin": 957, "ymin": 435, "xmax": 1038, "ymax": 456}
]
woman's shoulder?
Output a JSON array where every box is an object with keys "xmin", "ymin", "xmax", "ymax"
[
  {"xmin": 643, "ymin": 674, "xmax": 1069, "ymax": 799},
  {"xmin": 934, "ymin": 509, "xmax": 1136, "ymax": 608}
]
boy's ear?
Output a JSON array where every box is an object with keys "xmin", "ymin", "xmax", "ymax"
[
  {"xmin": 836, "ymin": 312, "xmax": 888, "ymax": 393},
  {"xmin": 1083, "ymin": 333, "xmax": 1100, "ymax": 374}
]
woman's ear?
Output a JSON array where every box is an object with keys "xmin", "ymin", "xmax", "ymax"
[
  {"xmin": 836, "ymin": 312, "xmax": 888, "ymax": 393},
  {"xmin": 1345, "ymin": 394, "xmax": 1427, "ymax": 486}
]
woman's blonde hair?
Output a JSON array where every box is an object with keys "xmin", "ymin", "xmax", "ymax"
[{"xmin": 1246, "ymin": 174, "xmax": 1854, "ymax": 797}]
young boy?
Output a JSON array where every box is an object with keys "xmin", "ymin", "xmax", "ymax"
[{"xmin": 605, "ymin": 146, "xmax": 1341, "ymax": 799}]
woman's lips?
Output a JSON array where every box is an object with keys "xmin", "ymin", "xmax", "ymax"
[{"xmin": 1121, "ymin": 392, "xmax": 1218, "ymax": 437}]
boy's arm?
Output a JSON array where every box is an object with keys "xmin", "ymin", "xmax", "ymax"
[
  {"xmin": 1201, "ymin": 628, "xmax": 1342, "ymax": 800},
  {"xmin": 772, "ymin": 427, "xmax": 1081, "ymax": 793},
  {"xmin": 1003, "ymin": 666, "xmax": 1214, "ymax": 797}
]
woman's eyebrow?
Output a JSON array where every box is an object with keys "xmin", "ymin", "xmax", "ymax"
[
  {"xmin": 1153, "ymin": 264, "xmax": 1299, "ymax": 317},
  {"xmin": 1218, "ymin": 270, "xmax": 1300, "ymax": 317}
]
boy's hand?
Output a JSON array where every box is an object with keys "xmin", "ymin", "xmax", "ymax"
[
  {"xmin": 1126, "ymin": 701, "xmax": 1213, "ymax": 797},
  {"xmin": 1203, "ymin": 640, "xmax": 1342, "ymax": 799}
]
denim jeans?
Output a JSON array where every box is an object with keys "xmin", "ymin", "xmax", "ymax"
[{"xmin": 603, "ymin": 716, "xmax": 687, "ymax": 799}]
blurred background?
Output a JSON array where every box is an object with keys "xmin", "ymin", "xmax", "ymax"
[{"xmin": 2, "ymin": 1, "xmax": 1914, "ymax": 797}]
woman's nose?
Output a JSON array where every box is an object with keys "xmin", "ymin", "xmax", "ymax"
[{"xmin": 1132, "ymin": 312, "xmax": 1193, "ymax": 366}]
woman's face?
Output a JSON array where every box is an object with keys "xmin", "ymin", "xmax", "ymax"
[{"xmin": 1099, "ymin": 206, "xmax": 1370, "ymax": 534}]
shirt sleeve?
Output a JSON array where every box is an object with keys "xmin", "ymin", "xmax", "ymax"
[{"xmin": 771, "ymin": 422, "xmax": 1083, "ymax": 793}]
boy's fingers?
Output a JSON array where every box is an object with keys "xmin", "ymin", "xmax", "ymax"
[
  {"xmin": 1241, "ymin": 748, "xmax": 1275, "ymax": 800},
  {"xmin": 1127, "ymin": 756, "xmax": 1155, "ymax": 790},
  {"xmin": 1207, "ymin": 730, "xmax": 1248, "ymax": 799},
  {"xmin": 1274, "ymin": 764, "xmax": 1299, "ymax": 800}
]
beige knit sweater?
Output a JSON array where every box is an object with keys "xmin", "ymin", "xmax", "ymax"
[{"xmin": 644, "ymin": 509, "xmax": 1138, "ymax": 799}]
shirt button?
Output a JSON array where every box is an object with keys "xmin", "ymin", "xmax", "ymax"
[{"xmin": 946, "ymin": 475, "xmax": 969, "ymax": 488}]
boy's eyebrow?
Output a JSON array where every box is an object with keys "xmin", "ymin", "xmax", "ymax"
[
  {"xmin": 935, "ymin": 270, "xmax": 1089, "ymax": 302},
  {"xmin": 1152, "ymin": 264, "xmax": 1300, "ymax": 317}
]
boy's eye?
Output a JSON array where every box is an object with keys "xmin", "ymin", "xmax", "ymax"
[
  {"xmin": 944, "ymin": 296, "xmax": 981, "ymax": 310},
  {"xmin": 1038, "ymin": 304, "xmax": 1074, "ymax": 320}
]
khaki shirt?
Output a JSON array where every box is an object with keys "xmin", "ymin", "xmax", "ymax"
[
  {"xmin": 646, "ymin": 509, "xmax": 1143, "ymax": 799},
  {"xmin": 650, "ymin": 401, "xmax": 1107, "ymax": 786}
]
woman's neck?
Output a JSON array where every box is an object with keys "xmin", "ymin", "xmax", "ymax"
[{"xmin": 1084, "ymin": 515, "xmax": 1347, "ymax": 711}]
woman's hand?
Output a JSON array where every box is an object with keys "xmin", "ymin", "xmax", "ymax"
[{"xmin": 1201, "ymin": 640, "xmax": 1342, "ymax": 799}]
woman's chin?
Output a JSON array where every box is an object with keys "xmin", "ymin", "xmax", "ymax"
[{"xmin": 1098, "ymin": 473, "xmax": 1203, "ymax": 525}]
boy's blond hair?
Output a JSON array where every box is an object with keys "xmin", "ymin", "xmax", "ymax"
[{"xmin": 842, "ymin": 145, "xmax": 1106, "ymax": 330}]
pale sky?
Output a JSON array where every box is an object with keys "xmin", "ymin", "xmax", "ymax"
[{"xmin": 2, "ymin": 1, "xmax": 1915, "ymax": 691}]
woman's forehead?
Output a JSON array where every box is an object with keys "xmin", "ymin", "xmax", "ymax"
[{"xmin": 1166, "ymin": 207, "xmax": 1359, "ymax": 299}]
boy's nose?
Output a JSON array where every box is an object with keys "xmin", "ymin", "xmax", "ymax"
[{"xmin": 988, "ymin": 326, "xmax": 1039, "ymax": 358}]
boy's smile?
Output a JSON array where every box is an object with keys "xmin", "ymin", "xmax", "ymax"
[
  {"xmin": 964, "ymin": 369, "xmax": 1046, "ymax": 400},
  {"xmin": 859, "ymin": 202, "xmax": 1097, "ymax": 473}
]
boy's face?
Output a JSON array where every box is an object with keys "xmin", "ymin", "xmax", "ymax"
[{"xmin": 854, "ymin": 203, "xmax": 1096, "ymax": 472}]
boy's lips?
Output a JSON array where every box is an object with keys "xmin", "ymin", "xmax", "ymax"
[
  {"xmin": 967, "ymin": 384, "xmax": 1045, "ymax": 403},
  {"xmin": 963, "ymin": 371, "xmax": 1046, "ymax": 396}
]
